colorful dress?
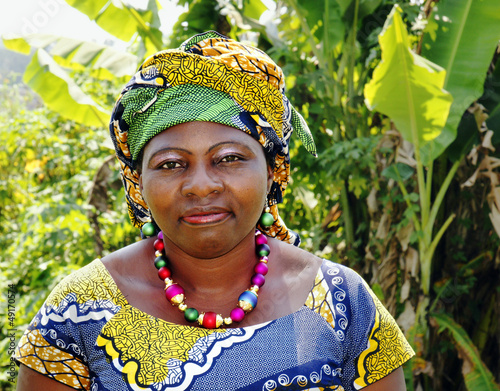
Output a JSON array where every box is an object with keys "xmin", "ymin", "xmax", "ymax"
[{"xmin": 15, "ymin": 259, "xmax": 414, "ymax": 390}]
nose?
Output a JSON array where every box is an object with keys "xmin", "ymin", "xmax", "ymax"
[{"xmin": 181, "ymin": 163, "xmax": 224, "ymax": 198}]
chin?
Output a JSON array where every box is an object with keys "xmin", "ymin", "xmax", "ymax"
[{"xmin": 169, "ymin": 223, "xmax": 256, "ymax": 259}]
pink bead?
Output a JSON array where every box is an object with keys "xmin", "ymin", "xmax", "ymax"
[
  {"xmin": 251, "ymin": 273, "xmax": 266, "ymax": 287},
  {"xmin": 255, "ymin": 234, "xmax": 268, "ymax": 245},
  {"xmin": 254, "ymin": 262, "xmax": 268, "ymax": 275},
  {"xmin": 154, "ymin": 239, "xmax": 164, "ymax": 251},
  {"xmin": 230, "ymin": 307, "xmax": 245, "ymax": 323},
  {"xmin": 165, "ymin": 284, "xmax": 184, "ymax": 301},
  {"xmin": 158, "ymin": 231, "xmax": 164, "ymax": 240}
]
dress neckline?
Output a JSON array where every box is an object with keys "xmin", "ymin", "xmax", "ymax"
[{"xmin": 95, "ymin": 258, "xmax": 327, "ymax": 330}]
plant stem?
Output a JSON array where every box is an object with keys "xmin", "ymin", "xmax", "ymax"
[
  {"xmin": 425, "ymin": 158, "xmax": 461, "ymax": 236},
  {"xmin": 340, "ymin": 181, "xmax": 354, "ymax": 247}
]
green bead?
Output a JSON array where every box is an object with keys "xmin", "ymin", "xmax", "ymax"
[
  {"xmin": 184, "ymin": 308, "xmax": 199, "ymax": 322},
  {"xmin": 154, "ymin": 256, "xmax": 166, "ymax": 269},
  {"xmin": 260, "ymin": 212, "xmax": 274, "ymax": 227},
  {"xmin": 142, "ymin": 222, "xmax": 155, "ymax": 237}
]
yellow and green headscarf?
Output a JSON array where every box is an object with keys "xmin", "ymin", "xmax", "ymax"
[{"xmin": 110, "ymin": 31, "xmax": 316, "ymax": 246}]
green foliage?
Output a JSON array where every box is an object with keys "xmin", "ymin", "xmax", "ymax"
[
  {"xmin": 2, "ymin": 0, "xmax": 500, "ymax": 389},
  {"xmin": 322, "ymin": 136, "xmax": 380, "ymax": 198},
  {"xmin": 364, "ymin": 6, "xmax": 453, "ymax": 160},
  {"xmin": 431, "ymin": 313, "xmax": 500, "ymax": 391},
  {"xmin": 0, "ymin": 74, "xmax": 136, "ymax": 388},
  {"xmin": 421, "ymin": 0, "xmax": 500, "ymax": 162},
  {"xmin": 66, "ymin": 0, "xmax": 163, "ymax": 49},
  {"xmin": 23, "ymin": 49, "xmax": 109, "ymax": 127},
  {"xmin": 170, "ymin": 0, "xmax": 230, "ymax": 48}
]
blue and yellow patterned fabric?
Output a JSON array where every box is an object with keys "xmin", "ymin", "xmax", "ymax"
[{"xmin": 15, "ymin": 259, "xmax": 414, "ymax": 390}]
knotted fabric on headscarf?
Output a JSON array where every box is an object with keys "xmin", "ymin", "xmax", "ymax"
[{"xmin": 109, "ymin": 31, "xmax": 316, "ymax": 246}]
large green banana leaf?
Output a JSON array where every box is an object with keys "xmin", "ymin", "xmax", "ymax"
[
  {"xmin": 23, "ymin": 48, "xmax": 109, "ymax": 127},
  {"xmin": 364, "ymin": 5, "xmax": 453, "ymax": 162},
  {"xmin": 431, "ymin": 313, "xmax": 500, "ymax": 391},
  {"xmin": 421, "ymin": 0, "xmax": 500, "ymax": 161},
  {"xmin": 3, "ymin": 34, "xmax": 137, "ymax": 80},
  {"xmin": 64, "ymin": 0, "xmax": 162, "ymax": 47}
]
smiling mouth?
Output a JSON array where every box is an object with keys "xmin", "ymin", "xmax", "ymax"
[{"xmin": 181, "ymin": 212, "xmax": 232, "ymax": 225}]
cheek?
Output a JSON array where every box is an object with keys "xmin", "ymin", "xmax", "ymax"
[
  {"xmin": 141, "ymin": 175, "xmax": 169, "ymax": 209},
  {"xmin": 237, "ymin": 171, "xmax": 269, "ymax": 206}
]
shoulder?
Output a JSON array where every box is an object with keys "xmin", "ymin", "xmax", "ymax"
[
  {"xmin": 44, "ymin": 259, "xmax": 124, "ymax": 308},
  {"xmin": 303, "ymin": 259, "xmax": 415, "ymax": 388},
  {"xmin": 305, "ymin": 259, "xmax": 383, "ymax": 324},
  {"xmin": 100, "ymin": 237, "xmax": 155, "ymax": 286},
  {"xmin": 272, "ymin": 237, "xmax": 323, "ymax": 274}
]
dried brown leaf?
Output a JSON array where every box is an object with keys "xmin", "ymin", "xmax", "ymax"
[
  {"xmin": 482, "ymin": 130, "xmax": 495, "ymax": 152},
  {"xmin": 397, "ymin": 300, "xmax": 415, "ymax": 332},
  {"xmin": 396, "ymin": 221, "xmax": 414, "ymax": 251}
]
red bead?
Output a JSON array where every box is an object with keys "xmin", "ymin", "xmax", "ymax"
[
  {"xmin": 154, "ymin": 239, "xmax": 164, "ymax": 251},
  {"xmin": 202, "ymin": 312, "xmax": 218, "ymax": 329},
  {"xmin": 158, "ymin": 266, "xmax": 171, "ymax": 280}
]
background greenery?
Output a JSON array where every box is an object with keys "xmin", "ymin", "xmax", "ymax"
[{"xmin": 1, "ymin": 0, "xmax": 499, "ymax": 390}]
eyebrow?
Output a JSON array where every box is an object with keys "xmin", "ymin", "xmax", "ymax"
[
  {"xmin": 208, "ymin": 141, "xmax": 253, "ymax": 153},
  {"xmin": 147, "ymin": 147, "xmax": 192, "ymax": 166}
]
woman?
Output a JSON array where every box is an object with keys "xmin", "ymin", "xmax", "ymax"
[{"xmin": 15, "ymin": 31, "xmax": 414, "ymax": 390}]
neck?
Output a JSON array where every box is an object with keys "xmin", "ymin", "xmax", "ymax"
[{"xmin": 161, "ymin": 229, "xmax": 259, "ymax": 300}]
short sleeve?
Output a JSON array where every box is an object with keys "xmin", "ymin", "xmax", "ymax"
[
  {"xmin": 348, "ymin": 272, "xmax": 414, "ymax": 388},
  {"xmin": 13, "ymin": 259, "xmax": 126, "ymax": 390},
  {"xmin": 15, "ymin": 328, "xmax": 90, "ymax": 390},
  {"xmin": 306, "ymin": 260, "xmax": 414, "ymax": 390}
]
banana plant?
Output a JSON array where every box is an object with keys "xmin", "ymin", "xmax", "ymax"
[
  {"xmin": 364, "ymin": 3, "xmax": 500, "ymax": 389},
  {"xmin": 2, "ymin": 0, "xmax": 162, "ymax": 127},
  {"xmin": 431, "ymin": 313, "xmax": 500, "ymax": 391},
  {"xmin": 3, "ymin": 35, "xmax": 138, "ymax": 127},
  {"xmin": 365, "ymin": 0, "xmax": 500, "ymax": 295},
  {"xmin": 364, "ymin": 4, "xmax": 453, "ymax": 297}
]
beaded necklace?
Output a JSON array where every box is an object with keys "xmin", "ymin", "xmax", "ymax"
[{"xmin": 152, "ymin": 229, "xmax": 270, "ymax": 329}]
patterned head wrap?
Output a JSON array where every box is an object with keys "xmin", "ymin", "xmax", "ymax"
[{"xmin": 110, "ymin": 31, "xmax": 316, "ymax": 246}]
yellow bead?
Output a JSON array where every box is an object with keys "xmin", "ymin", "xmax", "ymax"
[
  {"xmin": 239, "ymin": 300, "xmax": 254, "ymax": 312},
  {"xmin": 224, "ymin": 317, "xmax": 233, "ymax": 325},
  {"xmin": 164, "ymin": 278, "xmax": 173, "ymax": 288},
  {"xmin": 155, "ymin": 250, "xmax": 162, "ymax": 257},
  {"xmin": 216, "ymin": 314, "xmax": 224, "ymax": 328},
  {"xmin": 197, "ymin": 313, "xmax": 205, "ymax": 326},
  {"xmin": 250, "ymin": 286, "xmax": 260, "ymax": 294},
  {"xmin": 171, "ymin": 294, "xmax": 185, "ymax": 305},
  {"xmin": 178, "ymin": 303, "xmax": 187, "ymax": 312}
]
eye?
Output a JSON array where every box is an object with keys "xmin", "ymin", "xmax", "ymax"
[
  {"xmin": 161, "ymin": 161, "xmax": 182, "ymax": 169},
  {"xmin": 220, "ymin": 155, "xmax": 241, "ymax": 163}
]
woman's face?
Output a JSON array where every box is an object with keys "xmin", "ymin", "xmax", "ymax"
[{"xmin": 139, "ymin": 121, "xmax": 273, "ymax": 258}]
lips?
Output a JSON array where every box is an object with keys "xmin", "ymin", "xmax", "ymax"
[{"xmin": 181, "ymin": 207, "xmax": 232, "ymax": 225}]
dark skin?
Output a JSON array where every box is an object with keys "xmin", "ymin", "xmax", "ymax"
[{"xmin": 17, "ymin": 122, "xmax": 406, "ymax": 390}]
